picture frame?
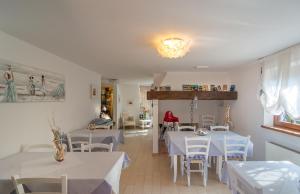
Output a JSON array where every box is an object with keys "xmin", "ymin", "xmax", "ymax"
[
  {"xmin": 91, "ymin": 85, "xmax": 98, "ymax": 98},
  {"xmin": 159, "ymin": 85, "xmax": 171, "ymax": 91},
  {"xmin": 191, "ymin": 85, "xmax": 199, "ymax": 91},
  {"xmin": 0, "ymin": 63, "xmax": 65, "ymax": 103},
  {"xmin": 202, "ymin": 85, "xmax": 209, "ymax": 91},
  {"xmin": 230, "ymin": 84, "xmax": 236, "ymax": 92},
  {"xmin": 182, "ymin": 84, "xmax": 193, "ymax": 91}
]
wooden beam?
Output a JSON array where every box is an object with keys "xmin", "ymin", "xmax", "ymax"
[{"xmin": 147, "ymin": 91, "xmax": 237, "ymax": 100}]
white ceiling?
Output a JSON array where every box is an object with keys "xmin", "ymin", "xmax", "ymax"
[{"xmin": 1, "ymin": 0, "xmax": 300, "ymax": 83}]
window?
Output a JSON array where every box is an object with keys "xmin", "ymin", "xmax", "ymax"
[{"xmin": 274, "ymin": 113, "xmax": 300, "ymax": 131}]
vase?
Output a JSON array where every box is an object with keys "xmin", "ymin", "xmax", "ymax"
[{"xmin": 53, "ymin": 140, "xmax": 64, "ymax": 162}]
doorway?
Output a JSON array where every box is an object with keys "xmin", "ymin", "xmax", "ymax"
[{"xmin": 101, "ymin": 85, "xmax": 114, "ymax": 119}]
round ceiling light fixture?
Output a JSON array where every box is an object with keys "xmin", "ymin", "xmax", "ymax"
[{"xmin": 156, "ymin": 37, "xmax": 191, "ymax": 59}]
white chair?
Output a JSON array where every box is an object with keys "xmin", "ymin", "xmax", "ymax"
[
  {"xmin": 163, "ymin": 121, "xmax": 177, "ymax": 131},
  {"xmin": 210, "ymin": 125, "xmax": 229, "ymax": 131},
  {"xmin": 11, "ymin": 175, "xmax": 67, "ymax": 194},
  {"xmin": 82, "ymin": 143, "xmax": 113, "ymax": 152},
  {"xmin": 224, "ymin": 136, "xmax": 250, "ymax": 162},
  {"xmin": 21, "ymin": 144, "xmax": 53, "ymax": 152},
  {"xmin": 183, "ymin": 136, "xmax": 211, "ymax": 187},
  {"xmin": 177, "ymin": 125, "xmax": 196, "ymax": 132},
  {"xmin": 122, "ymin": 112, "xmax": 136, "ymax": 129},
  {"xmin": 208, "ymin": 125, "xmax": 229, "ymax": 166},
  {"xmin": 67, "ymin": 133, "xmax": 91, "ymax": 152},
  {"xmin": 201, "ymin": 114, "xmax": 215, "ymax": 129}
]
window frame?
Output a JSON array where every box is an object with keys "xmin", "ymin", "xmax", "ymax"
[{"xmin": 273, "ymin": 115, "xmax": 300, "ymax": 131}]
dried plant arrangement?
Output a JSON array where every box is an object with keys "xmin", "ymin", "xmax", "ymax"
[{"xmin": 49, "ymin": 117, "xmax": 64, "ymax": 162}]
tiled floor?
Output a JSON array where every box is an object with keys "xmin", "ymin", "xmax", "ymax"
[{"xmin": 119, "ymin": 129, "xmax": 231, "ymax": 194}]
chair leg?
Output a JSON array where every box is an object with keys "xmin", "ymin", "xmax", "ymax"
[
  {"xmin": 208, "ymin": 157, "xmax": 212, "ymax": 167},
  {"xmin": 213, "ymin": 156, "xmax": 216, "ymax": 165}
]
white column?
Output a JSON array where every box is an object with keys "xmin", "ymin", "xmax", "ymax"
[{"xmin": 152, "ymin": 100, "xmax": 159, "ymax": 153}]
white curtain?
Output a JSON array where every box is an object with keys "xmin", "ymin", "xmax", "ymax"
[{"xmin": 259, "ymin": 44, "xmax": 300, "ymax": 119}]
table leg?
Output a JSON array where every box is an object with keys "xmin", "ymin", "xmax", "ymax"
[
  {"xmin": 216, "ymin": 156, "xmax": 219, "ymax": 174},
  {"xmin": 173, "ymin": 155, "xmax": 177, "ymax": 183},
  {"xmin": 180, "ymin": 155, "xmax": 184, "ymax": 176},
  {"xmin": 217, "ymin": 156, "xmax": 222, "ymax": 182}
]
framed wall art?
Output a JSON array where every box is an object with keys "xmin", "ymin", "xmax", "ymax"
[{"xmin": 0, "ymin": 63, "xmax": 65, "ymax": 103}]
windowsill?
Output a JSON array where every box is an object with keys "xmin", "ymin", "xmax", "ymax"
[{"xmin": 261, "ymin": 125, "xmax": 300, "ymax": 137}]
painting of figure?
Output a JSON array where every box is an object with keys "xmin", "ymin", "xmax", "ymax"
[{"xmin": 0, "ymin": 63, "xmax": 65, "ymax": 103}]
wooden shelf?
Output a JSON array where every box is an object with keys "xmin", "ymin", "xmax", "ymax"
[{"xmin": 147, "ymin": 91, "xmax": 237, "ymax": 100}]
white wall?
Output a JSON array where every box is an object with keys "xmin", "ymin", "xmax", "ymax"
[
  {"xmin": 158, "ymin": 72, "xmax": 232, "ymax": 125},
  {"xmin": 119, "ymin": 83, "xmax": 140, "ymax": 124},
  {"xmin": 0, "ymin": 31, "xmax": 101, "ymax": 158},
  {"xmin": 230, "ymin": 62, "xmax": 300, "ymax": 160}
]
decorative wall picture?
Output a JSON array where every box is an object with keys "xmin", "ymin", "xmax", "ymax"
[
  {"xmin": 182, "ymin": 84, "xmax": 193, "ymax": 91},
  {"xmin": 202, "ymin": 85, "xmax": 209, "ymax": 91},
  {"xmin": 159, "ymin": 85, "xmax": 171, "ymax": 91},
  {"xmin": 0, "ymin": 63, "xmax": 65, "ymax": 103},
  {"xmin": 91, "ymin": 85, "xmax": 98, "ymax": 98},
  {"xmin": 199, "ymin": 85, "xmax": 203, "ymax": 91},
  {"xmin": 230, "ymin": 84, "xmax": 236, "ymax": 92},
  {"xmin": 181, "ymin": 84, "xmax": 235, "ymax": 92},
  {"xmin": 191, "ymin": 85, "xmax": 199, "ymax": 91}
]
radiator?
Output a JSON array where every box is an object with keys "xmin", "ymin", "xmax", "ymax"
[{"xmin": 266, "ymin": 142, "xmax": 300, "ymax": 166}]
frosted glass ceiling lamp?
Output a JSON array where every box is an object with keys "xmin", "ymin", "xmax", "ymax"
[{"xmin": 156, "ymin": 37, "xmax": 191, "ymax": 58}]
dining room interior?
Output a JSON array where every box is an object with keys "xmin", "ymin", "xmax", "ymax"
[{"xmin": 0, "ymin": 1, "xmax": 300, "ymax": 194}]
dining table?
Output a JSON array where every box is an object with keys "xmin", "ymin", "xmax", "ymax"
[
  {"xmin": 0, "ymin": 151, "xmax": 129, "ymax": 194},
  {"xmin": 69, "ymin": 129, "xmax": 124, "ymax": 151},
  {"xmin": 165, "ymin": 130, "xmax": 254, "ymax": 183},
  {"xmin": 224, "ymin": 160, "xmax": 300, "ymax": 194}
]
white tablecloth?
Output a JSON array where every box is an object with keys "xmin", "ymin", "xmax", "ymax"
[
  {"xmin": 225, "ymin": 161, "xmax": 300, "ymax": 194},
  {"xmin": 69, "ymin": 129, "xmax": 124, "ymax": 150},
  {"xmin": 165, "ymin": 131, "xmax": 253, "ymax": 157},
  {"xmin": 0, "ymin": 152, "xmax": 127, "ymax": 194}
]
